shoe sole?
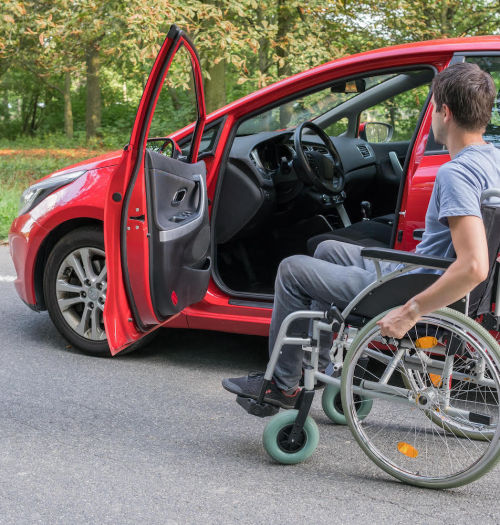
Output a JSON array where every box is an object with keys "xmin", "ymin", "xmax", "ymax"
[{"xmin": 221, "ymin": 379, "xmax": 297, "ymax": 410}]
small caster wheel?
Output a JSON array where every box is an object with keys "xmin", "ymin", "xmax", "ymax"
[
  {"xmin": 322, "ymin": 383, "xmax": 372, "ymax": 425},
  {"xmin": 262, "ymin": 410, "xmax": 319, "ymax": 465}
]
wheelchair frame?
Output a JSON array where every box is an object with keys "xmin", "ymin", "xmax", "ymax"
[{"xmin": 235, "ymin": 189, "xmax": 500, "ymax": 488}]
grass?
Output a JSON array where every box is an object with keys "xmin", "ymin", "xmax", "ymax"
[{"xmin": 0, "ymin": 147, "xmax": 110, "ymax": 240}]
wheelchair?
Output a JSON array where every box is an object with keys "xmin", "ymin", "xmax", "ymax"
[{"xmin": 234, "ymin": 189, "xmax": 500, "ymax": 489}]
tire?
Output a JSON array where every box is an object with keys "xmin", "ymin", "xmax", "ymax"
[
  {"xmin": 262, "ymin": 410, "xmax": 319, "ymax": 465},
  {"xmin": 341, "ymin": 307, "xmax": 500, "ymax": 489},
  {"xmin": 322, "ymin": 382, "xmax": 372, "ymax": 425},
  {"xmin": 43, "ymin": 226, "xmax": 156, "ymax": 357}
]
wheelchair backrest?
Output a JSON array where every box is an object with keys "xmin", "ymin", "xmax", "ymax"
[{"xmin": 469, "ymin": 188, "xmax": 500, "ymax": 318}]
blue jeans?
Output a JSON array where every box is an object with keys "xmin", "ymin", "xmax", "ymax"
[{"xmin": 268, "ymin": 240, "xmax": 396, "ymax": 392}]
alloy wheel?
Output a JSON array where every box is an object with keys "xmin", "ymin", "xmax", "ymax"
[{"xmin": 55, "ymin": 247, "xmax": 107, "ymax": 341}]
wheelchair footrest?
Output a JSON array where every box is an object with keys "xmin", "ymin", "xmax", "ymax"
[{"xmin": 236, "ymin": 395, "xmax": 279, "ymax": 417}]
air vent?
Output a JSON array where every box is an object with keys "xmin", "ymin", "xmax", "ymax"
[
  {"xmin": 249, "ymin": 150, "xmax": 260, "ymax": 168},
  {"xmin": 357, "ymin": 144, "xmax": 371, "ymax": 158}
]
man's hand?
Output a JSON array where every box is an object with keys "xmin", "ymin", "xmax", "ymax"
[
  {"xmin": 377, "ymin": 216, "xmax": 488, "ymax": 339},
  {"xmin": 377, "ymin": 302, "xmax": 421, "ymax": 339}
]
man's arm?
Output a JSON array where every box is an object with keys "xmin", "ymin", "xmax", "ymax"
[{"xmin": 377, "ymin": 215, "xmax": 490, "ymax": 339}]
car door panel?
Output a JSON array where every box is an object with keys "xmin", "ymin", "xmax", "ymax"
[{"xmin": 145, "ymin": 150, "xmax": 211, "ymax": 319}]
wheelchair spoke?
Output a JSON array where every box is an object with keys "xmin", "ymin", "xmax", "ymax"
[{"xmin": 341, "ymin": 308, "xmax": 500, "ymax": 488}]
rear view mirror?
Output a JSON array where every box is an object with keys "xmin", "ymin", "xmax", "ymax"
[
  {"xmin": 331, "ymin": 79, "xmax": 366, "ymax": 94},
  {"xmin": 360, "ymin": 122, "xmax": 394, "ymax": 143}
]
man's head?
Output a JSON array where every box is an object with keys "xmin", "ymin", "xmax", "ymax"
[{"xmin": 431, "ymin": 63, "xmax": 496, "ymax": 145}]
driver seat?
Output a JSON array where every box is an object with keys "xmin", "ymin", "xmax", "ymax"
[{"xmin": 306, "ymin": 214, "xmax": 394, "ymax": 255}]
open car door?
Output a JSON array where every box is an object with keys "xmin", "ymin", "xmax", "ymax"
[{"xmin": 104, "ymin": 25, "xmax": 209, "ymax": 354}]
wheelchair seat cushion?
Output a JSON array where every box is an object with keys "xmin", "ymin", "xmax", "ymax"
[{"xmin": 307, "ymin": 219, "xmax": 392, "ymax": 255}]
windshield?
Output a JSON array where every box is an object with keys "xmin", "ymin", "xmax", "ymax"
[{"xmin": 236, "ymin": 73, "xmax": 396, "ymax": 136}]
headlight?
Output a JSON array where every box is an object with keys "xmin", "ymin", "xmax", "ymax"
[{"xmin": 18, "ymin": 170, "xmax": 86, "ymax": 216}]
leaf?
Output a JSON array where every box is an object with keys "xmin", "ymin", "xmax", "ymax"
[
  {"xmin": 3, "ymin": 14, "xmax": 15, "ymax": 24},
  {"xmin": 39, "ymin": 33, "xmax": 44, "ymax": 46}
]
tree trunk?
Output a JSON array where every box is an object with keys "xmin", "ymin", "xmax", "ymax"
[
  {"xmin": 86, "ymin": 45, "xmax": 101, "ymax": 141},
  {"xmin": 204, "ymin": 59, "xmax": 226, "ymax": 113},
  {"xmin": 64, "ymin": 71, "xmax": 73, "ymax": 139},
  {"xmin": 257, "ymin": 8, "xmax": 271, "ymax": 85},
  {"xmin": 29, "ymin": 91, "xmax": 39, "ymax": 134},
  {"xmin": 277, "ymin": 0, "xmax": 293, "ymax": 127},
  {"xmin": 2, "ymin": 92, "xmax": 9, "ymax": 121}
]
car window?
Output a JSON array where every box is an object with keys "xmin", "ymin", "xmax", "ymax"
[
  {"xmin": 236, "ymin": 74, "xmax": 396, "ymax": 136},
  {"xmin": 426, "ymin": 56, "xmax": 500, "ymax": 153},
  {"xmin": 179, "ymin": 122, "xmax": 222, "ymax": 157},
  {"xmin": 324, "ymin": 118, "xmax": 348, "ymax": 137},
  {"xmin": 466, "ymin": 56, "xmax": 500, "ymax": 147},
  {"xmin": 359, "ymin": 84, "xmax": 430, "ymax": 143},
  {"xmin": 148, "ymin": 45, "xmax": 198, "ymax": 157}
]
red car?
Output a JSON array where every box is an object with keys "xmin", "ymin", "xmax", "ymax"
[{"xmin": 9, "ymin": 26, "xmax": 500, "ymax": 356}]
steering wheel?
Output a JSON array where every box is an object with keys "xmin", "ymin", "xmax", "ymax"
[{"xmin": 293, "ymin": 121, "xmax": 345, "ymax": 194}]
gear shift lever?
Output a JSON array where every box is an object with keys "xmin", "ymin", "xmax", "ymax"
[{"xmin": 361, "ymin": 201, "xmax": 372, "ymax": 220}]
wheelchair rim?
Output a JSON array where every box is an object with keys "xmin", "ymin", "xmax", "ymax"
[{"xmin": 341, "ymin": 308, "xmax": 500, "ymax": 488}]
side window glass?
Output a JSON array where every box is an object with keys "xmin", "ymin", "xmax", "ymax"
[
  {"xmin": 324, "ymin": 118, "xmax": 348, "ymax": 137},
  {"xmin": 180, "ymin": 123, "xmax": 221, "ymax": 157},
  {"xmin": 466, "ymin": 56, "xmax": 500, "ymax": 147},
  {"xmin": 360, "ymin": 84, "xmax": 430, "ymax": 143},
  {"xmin": 148, "ymin": 45, "xmax": 198, "ymax": 158}
]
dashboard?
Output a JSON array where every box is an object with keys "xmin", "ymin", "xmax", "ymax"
[
  {"xmin": 215, "ymin": 129, "xmax": 380, "ymax": 245},
  {"xmin": 230, "ymin": 130, "xmax": 377, "ymax": 188}
]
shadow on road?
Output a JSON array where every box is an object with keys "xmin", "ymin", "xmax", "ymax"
[{"xmin": 121, "ymin": 327, "xmax": 270, "ymax": 374}]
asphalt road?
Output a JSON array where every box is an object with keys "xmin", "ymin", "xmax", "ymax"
[{"xmin": 1, "ymin": 245, "xmax": 499, "ymax": 524}]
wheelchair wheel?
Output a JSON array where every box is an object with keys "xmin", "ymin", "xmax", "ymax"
[
  {"xmin": 262, "ymin": 410, "xmax": 319, "ymax": 465},
  {"xmin": 402, "ymin": 368, "xmax": 495, "ymax": 441},
  {"xmin": 341, "ymin": 307, "xmax": 500, "ymax": 489},
  {"xmin": 322, "ymin": 383, "xmax": 372, "ymax": 425}
]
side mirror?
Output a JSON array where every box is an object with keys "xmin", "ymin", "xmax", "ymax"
[
  {"xmin": 359, "ymin": 122, "xmax": 394, "ymax": 143},
  {"xmin": 161, "ymin": 137, "xmax": 182, "ymax": 159}
]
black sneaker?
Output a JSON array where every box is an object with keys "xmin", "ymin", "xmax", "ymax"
[{"xmin": 221, "ymin": 371, "xmax": 300, "ymax": 410}]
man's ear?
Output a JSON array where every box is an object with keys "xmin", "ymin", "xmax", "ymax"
[{"xmin": 441, "ymin": 103, "xmax": 453, "ymax": 124}]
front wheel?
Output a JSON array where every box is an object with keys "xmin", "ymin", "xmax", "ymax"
[
  {"xmin": 43, "ymin": 226, "xmax": 156, "ymax": 357},
  {"xmin": 44, "ymin": 227, "xmax": 110, "ymax": 356},
  {"xmin": 262, "ymin": 410, "xmax": 319, "ymax": 465}
]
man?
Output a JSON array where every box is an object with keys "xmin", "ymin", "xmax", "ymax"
[{"xmin": 222, "ymin": 62, "xmax": 499, "ymax": 409}]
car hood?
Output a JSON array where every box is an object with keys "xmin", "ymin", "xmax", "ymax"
[{"xmin": 42, "ymin": 150, "xmax": 124, "ymax": 181}]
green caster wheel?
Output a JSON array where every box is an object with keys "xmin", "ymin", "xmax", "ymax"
[
  {"xmin": 322, "ymin": 383, "xmax": 372, "ymax": 425},
  {"xmin": 262, "ymin": 410, "xmax": 319, "ymax": 465}
]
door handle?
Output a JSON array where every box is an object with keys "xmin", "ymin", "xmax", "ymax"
[
  {"xmin": 159, "ymin": 174, "xmax": 207, "ymax": 242},
  {"xmin": 413, "ymin": 228, "xmax": 424, "ymax": 241}
]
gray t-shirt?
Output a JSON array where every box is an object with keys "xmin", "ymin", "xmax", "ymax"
[{"xmin": 415, "ymin": 143, "xmax": 500, "ymax": 260}]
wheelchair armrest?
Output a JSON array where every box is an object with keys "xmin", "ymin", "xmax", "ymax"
[{"xmin": 361, "ymin": 247, "xmax": 455, "ymax": 270}]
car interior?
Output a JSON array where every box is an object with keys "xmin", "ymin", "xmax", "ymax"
[{"xmin": 211, "ymin": 67, "xmax": 434, "ymax": 297}]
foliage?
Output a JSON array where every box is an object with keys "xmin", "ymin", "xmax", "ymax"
[{"xmin": 0, "ymin": 0, "xmax": 498, "ymax": 144}]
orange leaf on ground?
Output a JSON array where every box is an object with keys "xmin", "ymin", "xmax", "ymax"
[{"xmin": 0, "ymin": 148, "xmax": 109, "ymax": 159}]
